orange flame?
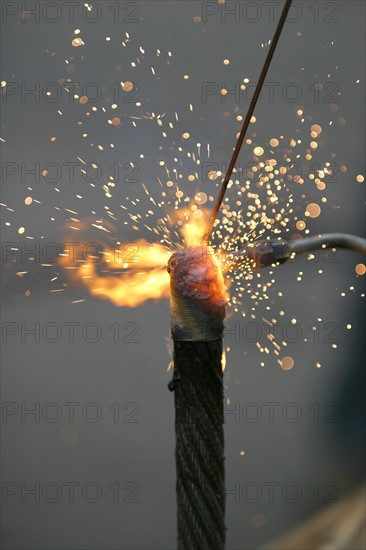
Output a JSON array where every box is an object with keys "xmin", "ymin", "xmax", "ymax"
[
  {"xmin": 61, "ymin": 208, "xmax": 218, "ymax": 307},
  {"xmin": 61, "ymin": 240, "xmax": 170, "ymax": 307},
  {"xmin": 180, "ymin": 210, "xmax": 210, "ymax": 246}
]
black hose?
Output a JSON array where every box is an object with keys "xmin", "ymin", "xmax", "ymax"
[
  {"xmin": 228, "ymin": 233, "xmax": 366, "ymax": 269},
  {"xmin": 287, "ymin": 234, "xmax": 366, "ymax": 257}
]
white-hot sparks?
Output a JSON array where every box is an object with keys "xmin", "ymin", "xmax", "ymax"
[{"xmin": 2, "ymin": 25, "xmax": 363, "ymax": 371}]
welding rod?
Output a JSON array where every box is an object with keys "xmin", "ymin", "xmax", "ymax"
[{"xmin": 204, "ymin": 0, "xmax": 293, "ymax": 243}]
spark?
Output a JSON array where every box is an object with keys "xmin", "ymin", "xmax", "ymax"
[{"xmin": 2, "ymin": 24, "xmax": 362, "ymax": 371}]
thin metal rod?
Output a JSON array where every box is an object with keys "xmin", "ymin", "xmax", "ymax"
[{"xmin": 204, "ymin": 0, "xmax": 293, "ymax": 243}]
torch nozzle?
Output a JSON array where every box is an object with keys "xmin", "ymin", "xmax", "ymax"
[{"xmin": 227, "ymin": 241, "xmax": 290, "ymax": 270}]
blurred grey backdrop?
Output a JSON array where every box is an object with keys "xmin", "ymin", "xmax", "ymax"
[{"xmin": 1, "ymin": 1, "xmax": 365, "ymax": 549}]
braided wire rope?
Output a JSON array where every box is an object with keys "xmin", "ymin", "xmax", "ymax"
[{"xmin": 170, "ymin": 340, "xmax": 225, "ymax": 550}]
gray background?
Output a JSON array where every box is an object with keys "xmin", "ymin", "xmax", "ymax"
[{"xmin": 1, "ymin": 1, "xmax": 365, "ymax": 549}]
